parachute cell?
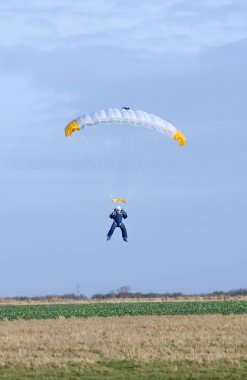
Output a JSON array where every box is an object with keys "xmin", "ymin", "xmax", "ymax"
[{"xmin": 65, "ymin": 119, "xmax": 80, "ymax": 136}]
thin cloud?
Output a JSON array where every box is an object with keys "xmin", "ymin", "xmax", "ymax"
[{"xmin": 0, "ymin": 0, "xmax": 247, "ymax": 54}]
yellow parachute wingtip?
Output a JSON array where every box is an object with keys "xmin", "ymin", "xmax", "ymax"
[
  {"xmin": 173, "ymin": 130, "xmax": 186, "ymax": 146},
  {"xmin": 65, "ymin": 120, "xmax": 81, "ymax": 137},
  {"xmin": 112, "ymin": 198, "xmax": 128, "ymax": 203}
]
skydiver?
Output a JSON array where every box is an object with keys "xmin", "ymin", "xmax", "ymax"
[{"xmin": 107, "ymin": 206, "xmax": 128, "ymax": 242}]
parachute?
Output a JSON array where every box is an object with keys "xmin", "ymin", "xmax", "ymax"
[
  {"xmin": 65, "ymin": 108, "xmax": 186, "ymax": 146},
  {"xmin": 65, "ymin": 108, "xmax": 186, "ymax": 203}
]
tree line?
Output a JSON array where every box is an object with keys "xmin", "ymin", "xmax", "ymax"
[{"xmin": 4, "ymin": 286, "xmax": 247, "ymax": 301}]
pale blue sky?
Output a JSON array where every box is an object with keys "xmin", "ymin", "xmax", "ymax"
[{"xmin": 0, "ymin": 0, "xmax": 247, "ymax": 297}]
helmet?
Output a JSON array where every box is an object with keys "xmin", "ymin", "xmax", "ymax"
[{"xmin": 116, "ymin": 206, "xmax": 121, "ymax": 211}]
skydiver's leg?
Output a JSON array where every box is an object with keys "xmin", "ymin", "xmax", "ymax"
[
  {"xmin": 107, "ymin": 222, "xmax": 117, "ymax": 239},
  {"xmin": 120, "ymin": 223, "xmax": 128, "ymax": 240}
]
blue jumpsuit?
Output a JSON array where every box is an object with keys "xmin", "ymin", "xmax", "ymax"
[{"xmin": 107, "ymin": 209, "xmax": 128, "ymax": 239}]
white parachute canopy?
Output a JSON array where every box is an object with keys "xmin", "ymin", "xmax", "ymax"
[
  {"xmin": 65, "ymin": 108, "xmax": 186, "ymax": 146},
  {"xmin": 65, "ymin": 108, "xmax": 186, "ymax": 202}
]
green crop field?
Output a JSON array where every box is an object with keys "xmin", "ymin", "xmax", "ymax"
[{"xmin": 0, "ymin": 300, "xmax": 247, "ymax": 320}]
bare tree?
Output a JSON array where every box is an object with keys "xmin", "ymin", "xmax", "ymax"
[{"xmin": 117, "ymin": 285, "xmax": 131, "ymax": 294}]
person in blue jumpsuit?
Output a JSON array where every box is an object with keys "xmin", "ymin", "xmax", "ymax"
[{"xmin": 107, "ymin": 206, "xmax": 128, "ymax": 242}]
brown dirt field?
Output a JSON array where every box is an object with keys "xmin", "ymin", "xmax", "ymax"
[{"xmin": 0, "ymin": 315, "xmax": 246, "ymax": 368}]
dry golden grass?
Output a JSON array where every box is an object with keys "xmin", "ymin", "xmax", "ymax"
[
  {"xmin": 0, "ymin": 315, "xmax": 247, "ymax": 368},
  {"xmin": 0, "ymin": 295, "xmax": 247, "ymax": 305}
]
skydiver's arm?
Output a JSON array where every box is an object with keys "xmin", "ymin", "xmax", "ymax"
[
  {"xmin": 110, "ymin": 211, "xmax": 116, "ymax": 219},
  {"xmin": 122, "ymin": 211, "xmax": 128, "ymax": 219}
]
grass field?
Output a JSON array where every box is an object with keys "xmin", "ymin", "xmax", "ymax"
[
  {"xmin": 0, "ymin": 314, "xmax": 247, "ymax": 379},
  {"xmin": 1, "ymin": 299, "xmax": 247, "ymax": 320}
]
